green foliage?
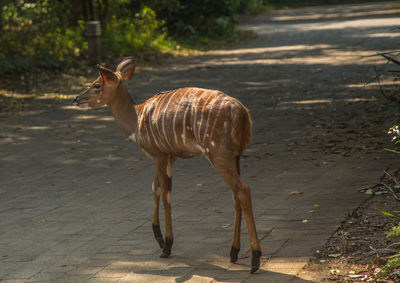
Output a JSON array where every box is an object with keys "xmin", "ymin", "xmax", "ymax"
[
  {"xmin": 101, "ymin": 6, "xmax": 171, "ymax": 58},
  {"xmin": 388, "ymin": 223, "xmax": 400, "ymax": 239},
  {"xmin": 379, "ymin": 254, "xmax": 400, "ymax": 278},
  {"xmin": 366, "ymin": 30, "xmax": 400, "ymax": 155},
  {"xmin": 2, "ymin": 0, "xmax": 365, "ymax": 74},
  {"xmin": 1, "ymin": 0, "xmax": 255, "ymax": 74},
  {"xmin": 376, "ymin": 211, "xmax": 400, "ymax": 278},
  {"xmin": 132, "ymin": 0, "xmax": 244, "ymax": 38},
  {"xmin": 378, "ymin": 209, "xmax": 399, "ymax": 218},
  {"xmin": 387, "ymin": 125, "xmax": 400, "ymax": 154},
  {"xmin": 0, "ymin": 1, "xmax": 86, "ymax": 73}
]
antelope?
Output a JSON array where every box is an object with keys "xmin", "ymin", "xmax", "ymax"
[{"xmin": 73, "ymin": 57, "xmax": 262, "ymax": 273}]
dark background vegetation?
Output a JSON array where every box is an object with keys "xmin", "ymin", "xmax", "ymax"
[{"xmin": 0, "ymin": 0, "xmax": 388, "ymax": 74}]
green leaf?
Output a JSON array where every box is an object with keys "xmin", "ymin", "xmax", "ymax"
[
  {"xmin": 384, "ymin": 148, "xmax": 400, "ymax": 154},
  {"xmin": 377, "ymin": 209, "xmax": 398, "ymax": 218}
]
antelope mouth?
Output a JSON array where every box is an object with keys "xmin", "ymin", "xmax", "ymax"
[{"xmin": 73, "ymin": 97, "xmax": 89, "ymax": 108}]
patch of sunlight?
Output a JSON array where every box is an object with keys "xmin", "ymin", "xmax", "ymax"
[
  {"xmin": 72, "ymin": 115, "xmax": 113, "ymax": 121},
  {"xmin": 302, "ymin": 18, "xmax": 399, "ymax": 31},
  {"xmin": 0, "ymin": 90, "xmax": 75, "ymax": 100},
  {"xmin": 206, "ymin": 44, "xmax": 334, "ymax": 56},
  {"xmin": 62, "ymin": 105, "xmax": 89, "ymax": 110},
  {"xmin": 263, "ymin": 257, "xmax": 308, "ymax": 276},
  {"xmin": 37, "ymin": 93, "xmax": 76, "ymax": 100},
  {"xmin": 282, "ymin": 99, "xmax": 333, "ymax": 105},
  {"xmin": 0, "ymin": 91, "xmax": 32, "ymax": 99},
  {"xmin": 186, "ymin": 275, "xmax": 215, "ymax": 282},
  {"xmin": 17, "ymin": 136, "xmax": 31, "ymax": 141},
  {"xmin": 26, "ymin": 126, "xmax": 51, "ymax": 130},
  {"xmin": 74, "ymin": 115, "xmax": 98, "ymax": 120},
  {"xmin": 347, "ymin": 81, "xmax": 400, "ymax": 88},
  {"xmin": 99, "ymin": 116, "xmax": 114, "ymax": 121},
  {"xmin": 241, "ymin": 81, "xmax": 271, "ymax": 86},
  {"xmin": 350, "ymin": 32, "xmax": 400, "ymax": 38},
  {"xmin": 201, "ymin": 49, "xmax": 382, "ymax": 67},
  {"xmin": 281, "ymin": 97, "xmax": 375, "ymax": 105},
  {"xmin": 270, "ymin": 8, "xmax": 400, "ymax": 22},
  {"xmin": 344, "ymin": 97, "xmax": 376, "ymax": 103}
]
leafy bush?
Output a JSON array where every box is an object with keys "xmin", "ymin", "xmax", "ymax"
[
  {"xmin": 0, "ymin": 1, "xmax": 86, "ymax": 73},
  {"xmin": 376, "ymin": 211, "xmax": 400, "ymax": 278},
  {"xmin": 101, "ymin": 6, "xmax": 170, "ymax": 58},
  {"xmin": 130, "ymin": 0, "xmax": 263, "ymax": 38},
  {"xmin": 367, "ymin": 30, "xmax": 400, "ymax": 155},
  {"xmin": 387, "ymin": 125, "xmax": 400, "ymax": 154},
  {"xmin": 0, "ymin": 0, "xmax": 267, "ymax": 74},
  {"xmin": 388, "ymin": 222, "xmax": 400, "ymax": 239}
]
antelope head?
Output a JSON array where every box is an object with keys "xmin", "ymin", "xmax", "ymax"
[{"xmin": 73, "ymin": 57, "xmax": 135, "ymax": 108}]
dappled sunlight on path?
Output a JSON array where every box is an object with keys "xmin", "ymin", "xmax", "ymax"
[{"xmin": 0, "ymin": 2, "xmax": 399, "ymax": 282}]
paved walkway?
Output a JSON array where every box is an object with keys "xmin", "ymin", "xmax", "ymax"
[{"xmin": 1, "ymin": 2, "xmax": 399, "ymax": 282}]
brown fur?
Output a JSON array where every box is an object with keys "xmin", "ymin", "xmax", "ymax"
[{"xmin": 73, "ymin": 58, "xmax": 261, "ymax": 273}]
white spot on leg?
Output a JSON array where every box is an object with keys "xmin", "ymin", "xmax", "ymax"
[
  {"xmin": 152, "ymin": 183, "xmax": 161, "ymax": 197},
  {"xmin": 167, "ymin": 191, "xmax": 171, "ymax": 204},
  {"xmin": 128, "ymin": 133, "xmax": 136, "ymax": 142},
  {"xmin": 211, "ymin": 141, "xmax": 215, "ymax": 147},
  {"xmin": 167, "ymin": 164, "xmax": 172, "ymax": 178}
]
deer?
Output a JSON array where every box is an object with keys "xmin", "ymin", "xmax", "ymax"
[{"xmin": 73, "ymin": 57, "xmax": 262, "ymax": 273}]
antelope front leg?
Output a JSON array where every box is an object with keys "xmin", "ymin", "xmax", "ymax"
[
  {"xmin": 156, "ymin": 155, "xmax": 176, "ymax": 258},
  {"xmin": 152, "ymin": 176, "xmax": 165, "ymax": 249}
]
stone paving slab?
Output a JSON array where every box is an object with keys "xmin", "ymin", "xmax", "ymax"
[{"xmin": 1, "ymin": 2, "xmax": 399, "ymax": 282}]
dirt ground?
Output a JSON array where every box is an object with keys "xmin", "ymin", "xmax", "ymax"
[
  {"xmin": 304, "ymin": 172, "xmax": 400, "ymax": 282},
  {"xmin": 1, "ymin": 2, "xmax": 400, "ymax": 282}
]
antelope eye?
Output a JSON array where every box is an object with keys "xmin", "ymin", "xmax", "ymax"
[{"xmin": 93, "ymin": 83, "xmax": 101, "ymax": 89}]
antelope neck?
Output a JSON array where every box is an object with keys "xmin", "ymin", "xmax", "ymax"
[{"xmin": 108, "ymin": 84, "xmax": 138, "ymax": 138}]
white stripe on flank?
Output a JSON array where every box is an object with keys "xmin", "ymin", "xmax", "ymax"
[
  {"xmin": 154, "ymin": 94, "xmax": 170, "ymax": 151},
  {"xmin": 192, "ymin": 89, "xmax": 207, "ymax": 141},
  {"xmin": 154, "ymin": 94, "xmax": 167, "ymax": 138},
  {"xmin": 140, "ymin": 104, "xmax": 153, "ymax": 146},
  {"xmin": 202, "ymin": 92, "xmax": 221, "ymax": 144},
  {"xmin": 192, "ymin": 105, "xmax": 198, "ymax": 138},
  {"xmin": 137, "ymin": 107, "xmax": 147, "ymax": 143},
  {"xmin": 172, "ymin": 89, "xmax": 190, "ymax": 145},
  {"xmin": 162, "ymin": 90, "xmax": 179, "ymax": 152},
  {"xmin": 197, "ymin": 93, "xmax": 214, "ymax": 142},
  {"xmin": 148, "ymin": 101, "xmax": 164, "ymax": 151},
  {"xmin": 192, "ymin": 91, "xmax": 206, "ymax": 141},
  {"xmin": 208, "ymin": 98, "xmax": 226, "ymax": 142},
  {"xmin": 182, "ymin": 88, "xmax": 200, "ymax": 145}
]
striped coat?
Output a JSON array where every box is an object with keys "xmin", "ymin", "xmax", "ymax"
[{"xmin": 132, "ymin": 87, "xmax": 252, "ymax": 159}]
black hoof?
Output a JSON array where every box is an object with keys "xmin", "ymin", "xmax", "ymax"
[
  {"xmin": 152, "ymin": 224, "xmax": 165, "ymax": 248},
  {"xmin": 230, "ymin": 246, "xmax": 240, "ymax": 263},
  {"xmin": 250, "ymin": 250, "xmax": 262, "ymax": 274},
  {"xmin": 160, "ymin": 237, "xmax": 173, "ymax": 258}
]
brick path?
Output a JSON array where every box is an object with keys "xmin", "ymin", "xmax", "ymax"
[{"xmin": 0, "ymin": 2, "xmax": 399, "ymax": 282}]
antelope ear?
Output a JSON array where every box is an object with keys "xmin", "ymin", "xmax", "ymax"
[
  {"xmin": 98, "ymin": 65, "xmax": 118, "ymax": 85},
  {"xmin": 116, "ymin": 57, "xmax": 135, "ymax": 80}
]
